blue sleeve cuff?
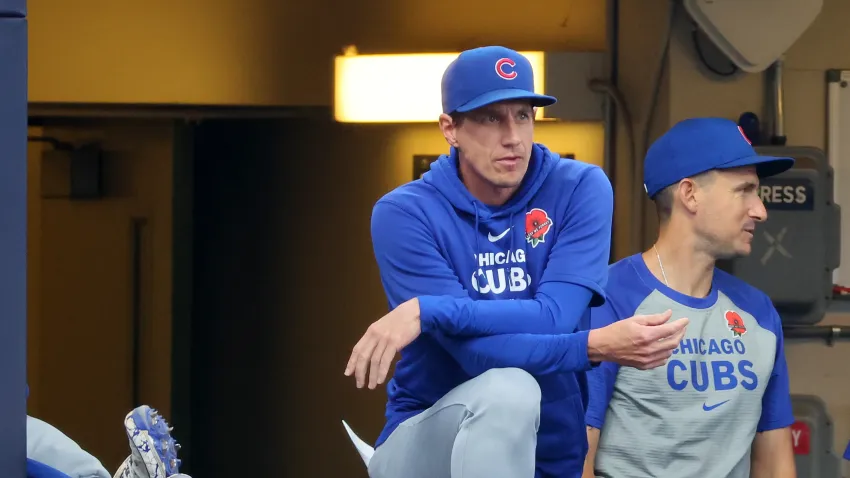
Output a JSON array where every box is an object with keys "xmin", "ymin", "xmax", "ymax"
[
  {"xmin": 570, "ymin": 329, "xmax": 592, "ymax": 372},
  {"xmin": 585, "ymin": 360, "xmax": 618, "ymax": 430},
  {"xmin": 756, "ymin": 415, "xmax": 796, "ymax": 433},
  {"xmin": 585, "ymin": 415, "xmax": 604, "ymax": 429},
  {"xmin": 417, "ymin": 295, "xmax": 440, "ymax": 334}
]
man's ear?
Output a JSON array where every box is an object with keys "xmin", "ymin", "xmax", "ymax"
[
  {"xmin": 677, "ymin": 178, "xmax": 700, "ymax": 214},
  {"xmin": 439, "ymin": 113, "xmax": 458, "ymax": 147}
]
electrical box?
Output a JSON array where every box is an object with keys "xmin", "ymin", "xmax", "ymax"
[
  {"xmin": 683, "ymin": 0, "xmax": 822, "ymax": 73},
  {"xmin": 40, "ymin": 144, "xmax": 104, "ymax": 200},
  {"xmin": 791, "ymin": 394, "xmax": 841, "ymax": 478},
  {"xmin": 718, "ymin": 147, "xmax": 840, "ymax": 325}
]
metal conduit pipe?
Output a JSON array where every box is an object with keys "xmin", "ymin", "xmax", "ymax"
[
  {"xmin": 783, "ymin": 325, "xmax": 850, "ymax": 345},
  {"xmin": 770, "ymin": 56, "xmax": 787, "ymax": 146}
]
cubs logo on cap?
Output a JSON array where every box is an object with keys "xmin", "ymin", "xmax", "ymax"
[
  {"xmin": 440, "ymin": 46, "xmax": 557, "ymax": 114},
  {"xmin": 494, "ymin": 58, "xmax": 518, "ymax": 80}
]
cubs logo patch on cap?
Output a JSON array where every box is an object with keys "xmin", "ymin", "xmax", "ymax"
[{"xmin": 441, "ymin": 46, "xmax": 557, "ymax": 114}]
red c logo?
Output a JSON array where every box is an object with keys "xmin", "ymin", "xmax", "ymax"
[
  {"xmin": 495, "ymin": 58, "xmax": 517, "ymax": 80},
  {"xmin": 738, "ymin": 126, "xmax": 752, "ymax": 145}
]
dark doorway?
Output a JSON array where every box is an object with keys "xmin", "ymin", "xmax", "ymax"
[{"xmin": 173, "ymin": 116, "xmax": 387, "ymax": 478}]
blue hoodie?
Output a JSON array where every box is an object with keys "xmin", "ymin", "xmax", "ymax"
[{"xmin": 370, "ymin": 143, "xmax": 614, "ymax": 476}]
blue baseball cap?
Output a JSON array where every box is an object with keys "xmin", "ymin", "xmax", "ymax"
[
  {"xmin": 643, "ymin": 117, "xmax": 795, "ymax": 198},
  {"xmin": 441, "ymin": 46, "xmax": 557, "ymax": 114}
]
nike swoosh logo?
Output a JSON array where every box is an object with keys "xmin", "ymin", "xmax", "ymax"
[
  {"xmin": 702, "ymin": 400, "xmax": 730, "ymax": 411},
  {"xmin": 488, "ymin": 228, "xmax": 511, "ymax": 242}
]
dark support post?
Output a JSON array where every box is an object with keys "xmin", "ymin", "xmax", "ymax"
[{"xmin": 0, "ymin": 2, "xmax": 29, "ymax": 476}]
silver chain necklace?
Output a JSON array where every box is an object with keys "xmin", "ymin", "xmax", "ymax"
[{"xmin": 653, "ymin": 244, "xmax": 670, "ymax": 286}]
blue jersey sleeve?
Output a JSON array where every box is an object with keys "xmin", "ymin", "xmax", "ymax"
[
  {"xmin": 757, "ymin": 301, "xmax": 795, "ymax": 432},
  {"xmin": 372, "ymin": 197, "xmax": 604, "ymax": 338},
  {"xmin": 370, "ymin": 199, "xmax": 468, "ymax": 309},
  {"xmin": 584, "ymin": 300, "xmax": 622, "ymax": 428},
  {"xmin": 434, "ymin": 330, "xmax": 594, "ymax": 376},
  {"xmin": 416, "ymin": 166, "xmax": 614, "ymax": 336},
  {"xmin": 536, "ymin": 163, "xmax": 613, "ymax": 304}
]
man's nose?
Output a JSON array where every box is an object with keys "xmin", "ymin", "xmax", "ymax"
[
  {"xmin": 502, "ymin": 119, "xmax": 521, "ymax": 146},
  {"xmin": 751, "ymin": 199, "xmax": 768, "ymax": 222}
]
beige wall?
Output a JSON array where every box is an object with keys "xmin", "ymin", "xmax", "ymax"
[
  {"xmin": 618, "ymin": 0, "xmax": 850, "ymax": 466},
  {"xmin": 26, "ymin": 120, "xmax": 176, "ymax": 471},
  {"xmin": 28, "ymin": 0, "xmax": 605, "ymax": 106}
]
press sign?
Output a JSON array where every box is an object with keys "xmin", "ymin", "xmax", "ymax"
[{"xmin": 758, "ymin": 178, "xmax": 814, "ymax": 211}]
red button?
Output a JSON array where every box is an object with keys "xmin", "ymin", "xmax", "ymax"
[{"xmin": 791, "ymin": 421, "xmax": 811, "ymax": 455}]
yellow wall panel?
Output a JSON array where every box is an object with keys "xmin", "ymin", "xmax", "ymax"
[{"xmin": 28, "ymin": 0, "xmax": 606, "ymax": 106}]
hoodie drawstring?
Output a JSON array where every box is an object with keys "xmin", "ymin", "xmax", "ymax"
[
  {"xmin": 473, "ymin": 202, "xmax": 481, "ymax": 260},
  {"xmin": 509, "ymin": 211, "xmax": 515, "ymax": 253}
]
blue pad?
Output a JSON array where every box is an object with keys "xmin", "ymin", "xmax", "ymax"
[
  {"xmin": 0, "ymin": 0, "xmax": 24, "ymax": 16},
  {"xmin": 0, "ymin": 14, "xmax": 28, "ymax": 478}
]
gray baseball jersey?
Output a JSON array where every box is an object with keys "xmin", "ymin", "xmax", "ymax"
[{"xmin": 585, "ymin": 254, "xmax": 794, "ymax": 478}]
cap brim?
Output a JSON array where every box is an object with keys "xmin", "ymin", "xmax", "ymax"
[
  {"xmin": 716, "ymin": 154, "xmax": 795, "ymax": 179},
  {"xmin": 454, "ymin": 88, "xmax": 557, "ymax": 113}
]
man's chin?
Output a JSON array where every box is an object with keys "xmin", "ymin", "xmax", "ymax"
[
  {"xmin": 737, "ymin": 242, "xmax": 753, "ymax": 257},
  {"xmin": 491, "ymin": 172, "xmax": 525, "ymax": 189},
  {"xmin": 715, "ymin": 245, "xmax": 752, "ymax": 261}
]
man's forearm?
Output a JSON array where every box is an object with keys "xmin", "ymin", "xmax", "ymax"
[
  {"xmin": 419, "ymin": 281, "xmax": 594, "ymax": 337},
  {"xmin": 583, "ymin": 426, "xmax": 600, "ymax": 478},
  {"xmin": 751, "ymin": 428, "xmax": 796, "ymax": 478},
  {"xmin": 751, "ymin": 455, "xmax": 796, "ymax": 478},
  {"xmin": 435, "ymin": 330, "xmax": 594, "ymax": 376}
]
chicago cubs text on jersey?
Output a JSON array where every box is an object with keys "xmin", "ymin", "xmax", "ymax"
[
  {"xmin": 471, "ymin": 248, "xmax": 530, "ymax": 294},
  {"xmin": 668, "ymin": 338, "xmax": 758, "ymax": 392}
]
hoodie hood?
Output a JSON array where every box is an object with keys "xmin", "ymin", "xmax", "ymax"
[
  {"xmin": 422, "ymin": 143, "xmax": 561, "ymax": 258},
  {"xmin": 422, "ymin": 142, "xmax": 559, "ymax": 220}
]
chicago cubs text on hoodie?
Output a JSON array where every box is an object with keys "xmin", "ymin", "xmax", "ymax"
[{"xmin": 370, "ymin": 143, "xmax": 614, "ymax": 476}]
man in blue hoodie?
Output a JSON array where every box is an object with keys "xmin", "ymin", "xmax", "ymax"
[{"xmin": 345, "ymin": 45, "xmax": 689, "ymax": 478}]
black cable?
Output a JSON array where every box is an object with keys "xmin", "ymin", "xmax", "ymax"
[{"xmin": 605, "ymin": 0, "xmax": 619, "ymax": 263}]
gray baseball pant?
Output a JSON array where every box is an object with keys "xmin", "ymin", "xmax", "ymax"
[{"xmin": 368, "ymin": 367, "xmax": 542, "ymax": 478}]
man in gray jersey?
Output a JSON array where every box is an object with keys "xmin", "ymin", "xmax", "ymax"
[{"xmin": 583, "ymin": 117, "xmax": 797, "ymax": 478}]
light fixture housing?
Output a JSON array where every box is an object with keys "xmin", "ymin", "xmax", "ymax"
[{"xmin": 333, "ymin": 50, "xmax": 546, "ymax": 123}]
